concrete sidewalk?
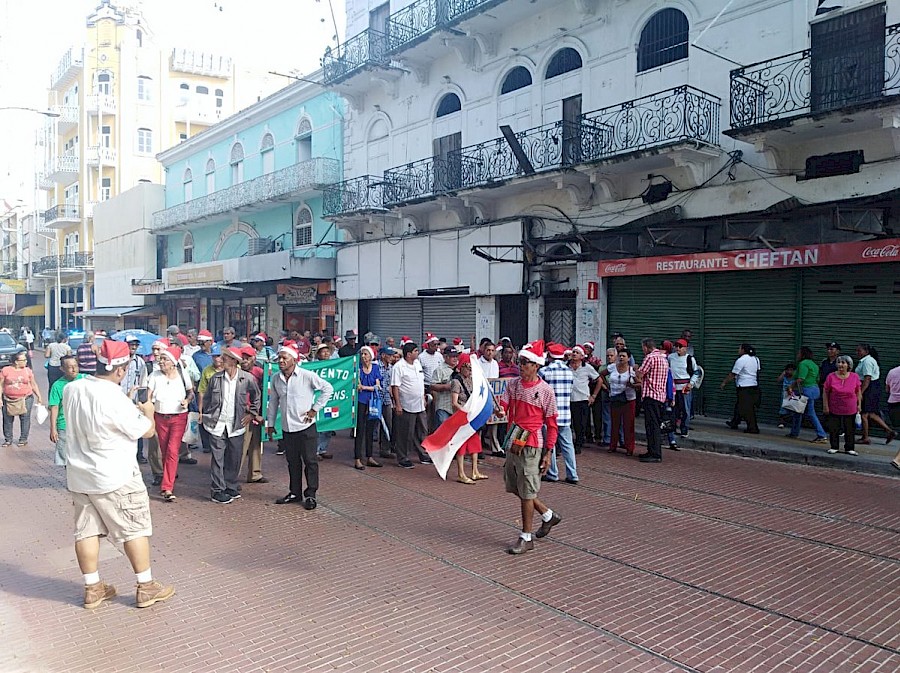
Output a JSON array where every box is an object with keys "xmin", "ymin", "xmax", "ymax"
[{"xmin": 632, "ymin": 414, "xmax": 899, "ymax": 477}]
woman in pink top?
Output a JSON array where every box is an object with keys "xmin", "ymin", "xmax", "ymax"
[
  {"xmin": 1, "ymin": 351, "xmax": 44, "ymax": 446},
  {"xmin": 823, "ymin": 355, "xmax": 861, "ymax": 456}
]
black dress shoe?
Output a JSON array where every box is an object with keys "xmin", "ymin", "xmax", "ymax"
[
  {"xmin": 151, "ymin": 475, "xmax": 162, "ymax": 486},
  {"xmin": 535, "ymin": 513, "xmax": 562, "ymax": 538},
  {"xmin": 725, "ymin": 421, "xmax": 739, "ymax": 429},
  {"xmin": 564, "ymin": 478, "xmax": 579, "ymax": 485},
  {"xmin": 638, "ymin": 454, "xmax": 662, "ymax": 463},
  {"xmin": 275, "ymin": 493, "xmax": 301, "ymax": 504},
  {"xmin": 302, "ymin": 497, "xmax": 317, "ymax": 510},
  {"xmin": 179, "ymin": 457, "xmax": 198, "ymax": 465}
]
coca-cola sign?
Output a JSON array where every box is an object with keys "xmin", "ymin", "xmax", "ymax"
[{"xmin": 598, "ymin": 239, "xmax": 900, "ymax": 277}]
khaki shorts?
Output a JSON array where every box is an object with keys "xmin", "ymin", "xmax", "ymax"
[
  {"xmin": 504, "ymin": 446, "xmax": 542, "ymax": 500},
  {"xmin": 72, "ymin": 471, "xmax": 153, "ymax": 544}
]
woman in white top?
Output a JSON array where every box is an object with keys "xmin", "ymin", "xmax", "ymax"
[
  {"xmin": 147, "ymin": 345, "xmax": 194, "ymax": 502},
  {"xmin": 607, "ymin": 349, "xmax": 638, "ymax": 455},
  {"xmin": 720, "ymin": 343, "xmax": 761, "ymax": 434}
]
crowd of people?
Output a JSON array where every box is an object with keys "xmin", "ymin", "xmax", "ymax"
[{"xmin": 18, "ymin": 321, "xmax": 900, "ymax": 609}]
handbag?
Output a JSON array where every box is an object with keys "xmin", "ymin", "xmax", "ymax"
[
  {"xmin": 4, "ymin": 395, "xmax": 26, "ymax": 416},
  {"xmin": 782, "ymin": 394, "xmax": 808, "ymax": 414},
  {"xmin": 368, "ymin": 391, "xmax": 383, "ymax": 420},
  {"xmin": 609, "ymin": 392, "xmax": 629, "ymax": 406}
]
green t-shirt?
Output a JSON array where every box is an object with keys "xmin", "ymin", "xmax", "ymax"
[
  {"xmin": 796, "ymin": 359, "xmax": 819, "ymax": 388},
  {"xmin": 48, "ymin": 374, "xmax": 85, "ymax": 430}
]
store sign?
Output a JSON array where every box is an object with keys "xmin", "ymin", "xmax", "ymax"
[
  {"xmin": 166, "ymin": 264, "xmax": 225, "ymax": 287},
  {"xmin": 277, "ymin": 283, "xmax": 317, "ymax": 305},
  {"xmin": 598, "ymin": 239, "xmax": 900, "ymax": 277}
]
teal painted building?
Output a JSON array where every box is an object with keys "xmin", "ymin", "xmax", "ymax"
[{"xmin": 153, "ymin": 78, "xmax": 344, "ymax": 338}]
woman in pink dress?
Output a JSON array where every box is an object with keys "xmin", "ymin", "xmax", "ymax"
[{"xmin": 823, "ymin": 354, "xmax": 862, "ymax": 456}]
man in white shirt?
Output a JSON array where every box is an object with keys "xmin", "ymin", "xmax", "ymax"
[
  {"xmin": 266, "ymin": 341, "xmax": 333, "ymax": 510},
  {"xmin": 418, "ymin": 332, "xmax": 444, "ymax": 432},
  {"xmin": 479, "ymin": 340, "xmax": 500, "ymax": 379},
  {"xmin": 63, "ymin": 340, "xmax": 174, "ymax": 610},
  {"xmin": 391, "ymin": 341, "xmax": 432, "ymax": 468}
]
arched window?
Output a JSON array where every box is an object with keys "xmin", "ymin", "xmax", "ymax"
[
  {"xmin": 436, "ymin": 93, "xmax": 461, "ymax": 118},
  {"xmin": 215, "ymin": 88, "xmax": 224, "ymax": 108},
  {"xmin": 183, "ymin": 168, "xmax": 193, "ymax": 201},
  {"xmin": 230, "ymin": 142, "xmax": 244, "ymax": 185},
  {"xmin": 501, "ymin": 67, "xmax": 533, "ymax": 94},
  {"xmin": 137, "ymin": 75, "xmax": 152, "ymax": 101},
  {"xmin": 296, "ymin": 119, "xmax": 312, "ymax": 162},
  {"xmin": 294, "ymin": 206, "xmax": 313, "ymax": 247},
  {"xmin": 637, "ymin": 9, "xmax": 689, "ymax": 72},
  {"xmin": 205, "ymin": 158, "xmax": 215, "ymax": 193},
  {"xmin": 196, "ymin": 85, "xmax": 209, "ymax": 95},
  {"xmin": 545, "ymin": 48, "xmax": 582, "ymax": 79},
  {"xmin": 96, "ymin": 71, "xmax": 112, "ymax": 95},
  {"xmin": 260, "ymin": 133, "xmax": 275, "ymax": 174},
  {"xmin": 179, "ymin": 82, "xmax": 190, "ymax": 90},
  {"xmin": 183, "ymin": 232, "xmax": 194, "ymax": 264}
]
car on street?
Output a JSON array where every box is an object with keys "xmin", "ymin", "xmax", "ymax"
[{"xmin": 0, "ymin": 332, "xmax": 30, "ymax": 369}]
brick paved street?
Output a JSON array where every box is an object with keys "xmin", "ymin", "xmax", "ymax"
[{"xmin": 1, "ymin": 397, "xmax": 899, "ymax": 672}]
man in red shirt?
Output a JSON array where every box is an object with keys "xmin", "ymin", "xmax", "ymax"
[
  {"xmin": 498, "ymin": 341, "xmax": 562, "ymax": 555},
  {"xmin": 635, "ymin": 338, "xmax": 669, "ymax": 463}
]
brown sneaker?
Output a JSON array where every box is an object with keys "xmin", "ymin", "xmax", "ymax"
[
  {"xmin": 534, "ymin": 512, "xmax": 562, "ymax": 539},
  {"xmin": 84, "ymin": 581, "xmax": 117, "ymax": 609},
  {"xmin": 135, "ymin": 580, "xmax": 175, "ymax": 608},
  {"xmin": 507, "ymin": 537, "xmax": 535, "ymax": 555}
]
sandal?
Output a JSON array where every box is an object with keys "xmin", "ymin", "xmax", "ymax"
[
  {"xmin": 2, "ymin": 442, "xmax": 11, "ymax": 447},
  {"xmin": 17, "ymin": 441, "xmax": 27, "ymax": 447},
  {"xmin": 472, "ymin": 472, "xmax": 489, "ymax": 480},
  {"xmin": 456, "ymin": 476, "xmax": 476, "ymax": 485},
  {"xmin": 366, "ymin": 459, "xmax": 383, "ymax": 468},
  {"xmin": 161, "ymin": 491, "xmax": 177, "ymax": 502}
]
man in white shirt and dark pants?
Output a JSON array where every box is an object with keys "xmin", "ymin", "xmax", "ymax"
[
  {"xmin": 266, "ymin": 342, "xmax": 333, "ymax": 510},
  {"xmin": 63, "ymin": 340, "xmax": 174, "ymax": 610},
  {"xmin": 391, "ymin": 341, "xmax": 432, "ymax": 469}
]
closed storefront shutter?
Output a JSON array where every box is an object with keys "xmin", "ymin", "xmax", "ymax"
[
  {"xmin": 365, "ymin": 299, "xmax": 423, "ymax": 344},
  {"xmin": 702, "ymin": 270, "xmax": 799, "ymax": 423},
  {"xmin": 607, "ymin": 274, "xmax": 702, "ymax": 351},
  {"xmin": 422, "ymin": 297, "xmax": 476, "ymax": 342},
  {"xmin": 802, "ymin": 263, "xmax": 900, "ymax": 378}
]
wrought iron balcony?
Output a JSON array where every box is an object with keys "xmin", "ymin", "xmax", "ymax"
[
  {"xmin": 41, "ymin": 204, "xmax": 81, "ymax": 226},
  {"xmin": 729, "ymin": 23, "xmax": 900, "ymax": 130},
  {"xmin": 0, "ymin": 262, "xmax": 17, "ymax": 278},
  {"xmin": 389, "ymin": 0, "xmax": 443, "ymax": 52},
  {"xmin": 323, "ymin": 175, "xmax": 388, "ymax": 218},
  {"xmin": 323, "ymin": 30, "xmax": 390, "ymax": 85},
  {"xmin": 31, "ymin": 252, "xmax": 94, "ymax": 276},
  {"xmin": 580, "ymin": 86, "xmax": 720, "ymax": 160},
  {"xmin": 153, "ymin": 157, "xmax": 340, "ymax": 231}
]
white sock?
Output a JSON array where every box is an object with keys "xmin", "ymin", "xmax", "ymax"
[
  {"xmin": 83, "ymin": 571, "xmax": 100, "ymax": 585},
  {"xmin": 519, "ymin": 532, "xmax": 532, "ymax": 542},
  {"xmin": 135, "ymin": 568, "xmax": 152, "ymax": 583},
  {"xmin": 541, "ymin": 509, "xmax": 554, "ymax": 523}
]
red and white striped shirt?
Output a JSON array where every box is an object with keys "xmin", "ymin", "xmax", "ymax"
[{"xmin": 500, "ymin": 377, "xmax": 558, "ymax": 449}]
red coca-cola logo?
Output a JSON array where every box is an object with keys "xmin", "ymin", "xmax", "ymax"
[
  {"xmin": 604, "ymin": 263, "xmax": 627, "ymax": 274},
  {"xmin": 862, "ymin": 244, "xmax": 900, "ymax": 259}
]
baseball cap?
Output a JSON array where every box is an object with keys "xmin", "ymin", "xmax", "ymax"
[{"xmin": 826, "ymin": 342, "xmax": 841, "ymax": 350}]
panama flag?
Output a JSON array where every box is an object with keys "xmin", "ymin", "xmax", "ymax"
[{"xmin": 422, "ymin": 356, "xmax": 494, "ymax": 480}]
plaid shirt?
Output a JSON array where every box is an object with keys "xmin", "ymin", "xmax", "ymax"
[
  {"xmin": 539, "ymin": 359, "xmax": 574, "ymax": 427},
  {"xmin": 638, "ymin": 349, "xmax": 670, "ymax": 403}
]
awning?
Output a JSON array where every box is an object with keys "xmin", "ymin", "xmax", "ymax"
[
  {"xmin": 74, "ymin": 305, "xmax": 162, "ymax": 318},
  {"xmin": 14, "ymin": 305, "xmax": 45, "ymax": 317}
]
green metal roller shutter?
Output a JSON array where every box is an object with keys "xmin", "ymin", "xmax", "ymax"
[
  {"xmin": 702, "ymin": 269, "xmax": 799, "ymax": 423},
  {"xmin": 801, "ymin": 263, "xmax": 900, "ymax": 377},
  {"xmin": 607, "ymin": 274, "xmax": 702, "ymax": 352}
]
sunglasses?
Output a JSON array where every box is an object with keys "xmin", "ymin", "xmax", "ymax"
[{"xmin": 518, "ymin": 359, "xmax": 537, "ymax": 366}]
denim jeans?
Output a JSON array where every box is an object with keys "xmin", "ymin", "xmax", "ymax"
[
  {"xmin": 316, "ymin": 431, "xmax": 331, "ymax": 455},
  {"xmin": 547, "ymin": 425, "xmax": 578, "ymax": 481},
  {"xmin": 791, "ymin": 385, "xmax": 826, "ymax": 438},
  {"xmin": 3, "ymin": 394, "xmax": 33, "ymax": 443},
  {"xmin": 674, "ymin": 390, "xmax": 692, "ymax": 434},
  {"xmin": 435, "ymin": 409, "xmax": 451, "ymax": 427}
]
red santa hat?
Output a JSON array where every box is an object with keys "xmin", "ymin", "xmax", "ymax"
[
  {"xmin": 97, "ymin": 340, "xmax": 131, "ymax": 371},
  {"xmin": 518, "ymin": 340, "xmax": 546, "ymax": 366},
  {"xmin": 278, "ymin": 340, "xmax": 300, "ymax": 360},
  {"xmin": 572, "ymin": 345, "xmax": 586, "ymax": 357},
  {"xmin": 452, "ymin": 337, "xmax": 463, "ymax": 346},
  {"xmin": 547, "ymin": 342, "xmax": 567, "ymax": 359},
  {"xmin": 400, "ymin": 335, "xmax": 413, "ymax": 346},
  {"xmin": 423, "ymin": 332, "xmax": 439, "ymax": 344},
  {"xmin": 582, "ymin": 341, "xmax": 595, "ymax": 350},
  {"xmin": 161, "ymin": 345, "xmax": 183, "ymax": 365},
  {"xmin": 251, "ymin": 332, "xmax": 268, "ymax": 342},
  {"xmin": 240, "ymin": 346, "xmax": 257, "ymax": 359},
  {"xmin": 197, "ymin": 330, "xmax": 213, "ymax": 341},
  {"xmin": 458, "ymin": 352, "xmax": 472, "ymax": 366}
]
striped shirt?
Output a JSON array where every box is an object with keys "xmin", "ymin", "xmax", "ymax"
[
  {"xmin": 500, "ymin": 377, "xmax": 558, "ymax": 450},
  {"xmin": 638, "ymin": 349, "xmax": 670, "ymax": 403},
  {"xmin": 538, "ymin": 359, "xmax": 573, "ymax": 427}
]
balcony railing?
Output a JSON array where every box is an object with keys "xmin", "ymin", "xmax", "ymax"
[
  {"xmin": 153, "ymin": 157, "xmax": 340, "ymax": 230},
  {"xmin": 170, "ymin": 48, "xmax": 233, "ymax": 77},
  {"xmin": 381, "ymin": 86, "xmax": 720, "ymax": 205},
  {"xmin": 53, "ymin": 47, "xmax": 83, "ymax": 88},
  {"xmin": 730, "ymin": 23, "xmax": 900, "ymax": 130},
  {"xmin": 0, "ymin": 262, "xmax": 17, "ymax": 277},
  {"xmin": 86, "ymin": 94, "xmax": 117, "ymax": 115},
  {"xmin": 389, "ymin": 0, "xmax": 443, "ymax": 52},
  {"xmin": 322, "ymin": 29, "xmax": 391, "ymax": 85},
  {"xmin": 323, "ymin": 175, "xmax": 388, "ymax": 217},
  {"xmin": 86, "ymin": 146, "xmax": 117, "ymax": 165},
  {"xmin": 31, "ymin": 252, "xmax": 94, "ymax": 275},
  {"xmin": 580, "ymin": 86, "xmax": 720, "ymax": 160},
  {"xmin": 42, "ymin": 204, "xmax": 81, "ymax": 224},
  {"xmin": 52, "ymin": 105, "xmax": 79, "ymax": 126}
]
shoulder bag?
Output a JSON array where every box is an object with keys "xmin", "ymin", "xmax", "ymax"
[{"xmin": 4, "ymin": 395, "xmax": 26, "ymax": 416}]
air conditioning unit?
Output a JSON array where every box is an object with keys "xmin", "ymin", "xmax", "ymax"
[{"xmin": 247, "ymin": 237, "xmax": 273, "ymax": 255}]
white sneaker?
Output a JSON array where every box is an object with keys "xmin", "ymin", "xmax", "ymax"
[{"xmin": 826, "ymin": 448, "xmax": 839, "ymax": 454}]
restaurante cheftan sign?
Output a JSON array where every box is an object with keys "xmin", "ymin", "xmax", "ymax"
[{"xmin": 597, "ymin": 239, "xmax": 900, "ymax": 277}]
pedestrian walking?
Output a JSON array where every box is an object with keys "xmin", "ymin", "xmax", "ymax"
[
  {"xmin": 45, "ymin": 331, "xmax": 72, "ymax": 388},
  {"xmin": 267, "ymin": 342, "xmax": 333, "ymax": 510},
  {"xmin": 786, "ymin": 346, "xmax": 828, "ymax": 444},
  {"xmin": 48, "ymin": 354, "xmax": 84, "ymax": 466},
  {"xmin": 1, "ymin": 349, "xmax": 43, "ymax": 447},
  {"xmin": 855, "ymin": 344, "xmax": 896, "ymax": 445},
  {"xmin": 62, "ymin": 339, "xmax": 174, "ymax": 609},
  {"xmin": 721, "ymin": 343, "xmax": 761, "ymax": 434}
]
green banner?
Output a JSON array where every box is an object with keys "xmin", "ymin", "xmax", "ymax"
[{"xmin": 262, "ymin": 355, "xmax": 358, "ymax": 439}]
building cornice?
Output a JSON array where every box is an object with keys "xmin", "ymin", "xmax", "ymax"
[{"xmin": 156, "ymin": 72, "xmax": 330, "ymax": 165}]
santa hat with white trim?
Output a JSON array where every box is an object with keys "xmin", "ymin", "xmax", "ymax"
[
  {"xmin": 518, "ymin": 340, "xmax": 546, "ymax": 366},
  {"xmin": 97, "ymin": 340, "xmax": 131, "ymax": 371},
  {"xmin": 278, "ymin": 340, "xmax": 300, "ymax": 360}
]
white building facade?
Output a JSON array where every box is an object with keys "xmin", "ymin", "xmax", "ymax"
[{"xmin": 322, "ymin": 0, "xmax": 900, "ymax": 367}]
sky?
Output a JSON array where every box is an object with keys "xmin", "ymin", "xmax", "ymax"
[{"xmin": 0, "ymin": 0, "xmax": 346, "ymax": 206}]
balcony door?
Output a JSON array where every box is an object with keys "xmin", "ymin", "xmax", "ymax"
[
  {"xmin": 433, "ymin": 132, "xmax": 461, "ymax": 193},
  {"xmin": 369, "ymin": 3, "xmax": 390, "ymax": 35},
  {"xmin": 561, "ymin": 95, "xmax": 582, "ymax": 165},
  {"xmin": 810, "ymin": 4, "xmax": 886, "ymax": 113}
]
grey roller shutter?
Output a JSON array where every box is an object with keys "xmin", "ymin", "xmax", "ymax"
[
  {"xmin": 607, "ymin": 274, "xmax": 702, "ymax": 351},
  {"xmin": 422, "ymin": 297, "xmax": 476, "ymax": 342},
  {"xmin": 801, "ymin": 263, "xmax": 900, "ymax": 377},
  {"xmin": 365, "ymin": 299, "xmax": 423, "ymax": 345},
  {"xmin": 702, "ymin": 270, "xmax": 799, "ymax": 423}
]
